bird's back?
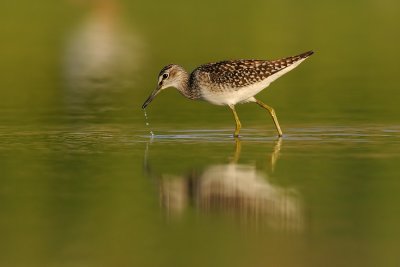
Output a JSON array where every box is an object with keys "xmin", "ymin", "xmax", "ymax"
[
  {"xmin": 192, "ymin": 51, "xmax": 313, "ymax": 90},
  {"xmin": 189, "ymin": 51, "xmax": 313, "ymax": 105}
]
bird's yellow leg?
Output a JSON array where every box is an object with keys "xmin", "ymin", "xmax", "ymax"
[
  {"xmin": 255, "ymin": 99, "xmax": 283, "ymax": 137},
  {"xmin": 229, "ymin": 105, "xmax": 241, "ymax": 137}
]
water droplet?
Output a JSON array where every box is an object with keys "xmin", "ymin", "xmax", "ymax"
[{"xmin": 143, "ymin": 109, "xmax": 154, "ymax": 137}]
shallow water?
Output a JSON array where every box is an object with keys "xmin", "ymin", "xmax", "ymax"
[{"xmin": 1, "ymin": 121, "xmax": 400, "ymax": 266}]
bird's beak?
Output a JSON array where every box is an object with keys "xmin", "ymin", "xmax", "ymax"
[{"xmin": 142, "ymin": 87, "xmax": 160, "ymax": 109}]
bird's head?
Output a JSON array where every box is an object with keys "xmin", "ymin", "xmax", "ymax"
[{"xmin": 142, "ymin": 64, "xmax": 186, "ymax": 109}]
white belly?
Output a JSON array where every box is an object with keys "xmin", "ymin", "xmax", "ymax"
[{"xmin": 201, "ymin": 81, "xmax": 271, "ymax": 105}]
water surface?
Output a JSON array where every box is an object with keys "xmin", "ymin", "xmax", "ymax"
[{"xmin": 1, "ymin": 121, "xmax": 400, "ymax": 266}]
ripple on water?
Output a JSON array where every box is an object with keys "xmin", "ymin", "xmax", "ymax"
[{"xmin": 135, "ymin": 125, "xmax": 400, "ymax": 143}]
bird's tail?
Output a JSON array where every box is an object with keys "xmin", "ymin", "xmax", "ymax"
[
  {"xmin": 268, "ymin": 50, "xmax": 314, "ymax": 73},
  {"xmin": 275, "ymin": 50, "xmax": 314, "ymax": 64},
  {"xmin": 296, "ymin": 50, "xmax": 314, "ymax": 59}
]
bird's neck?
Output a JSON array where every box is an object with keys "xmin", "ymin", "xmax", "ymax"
[{"xmin": 175, "ymin": 71, "xmax": 199, "ymax": 100}]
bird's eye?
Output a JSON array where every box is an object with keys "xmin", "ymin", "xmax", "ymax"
[{"xmin": 162, "ymin": 73, "xmax": 169, "ymax": 79}]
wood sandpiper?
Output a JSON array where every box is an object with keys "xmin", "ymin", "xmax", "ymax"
[{"xmin": 142, "ymin": 50, "xmax": 314, "ymax": 137}]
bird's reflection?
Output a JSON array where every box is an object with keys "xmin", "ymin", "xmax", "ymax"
[{"xmin": 144, "ymin": 138, "xmax": 303, "ymax": 231}]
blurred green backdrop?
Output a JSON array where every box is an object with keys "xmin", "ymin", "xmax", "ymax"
[{"xmin": 1, "ymin": 0, "xmax": 399, "ymax": 124}]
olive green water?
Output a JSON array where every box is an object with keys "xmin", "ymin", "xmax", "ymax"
[{"xmin": 1, "ymin": 0, "xmax": 400, "ymax": 266}]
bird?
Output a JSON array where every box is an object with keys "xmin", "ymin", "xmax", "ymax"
[{"xmin": 142, "ymin": 50, "xmax": 314, "ymax": 137}]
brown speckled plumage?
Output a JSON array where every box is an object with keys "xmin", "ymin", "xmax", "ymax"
[{"xmin": 193, "ymin": 51, "xmax": 313, "ymax": 91}]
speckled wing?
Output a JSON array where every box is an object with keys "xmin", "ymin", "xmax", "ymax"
[{"xmin": 193, "ymin": 51, "xmax": 313, "ymax": 91}]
